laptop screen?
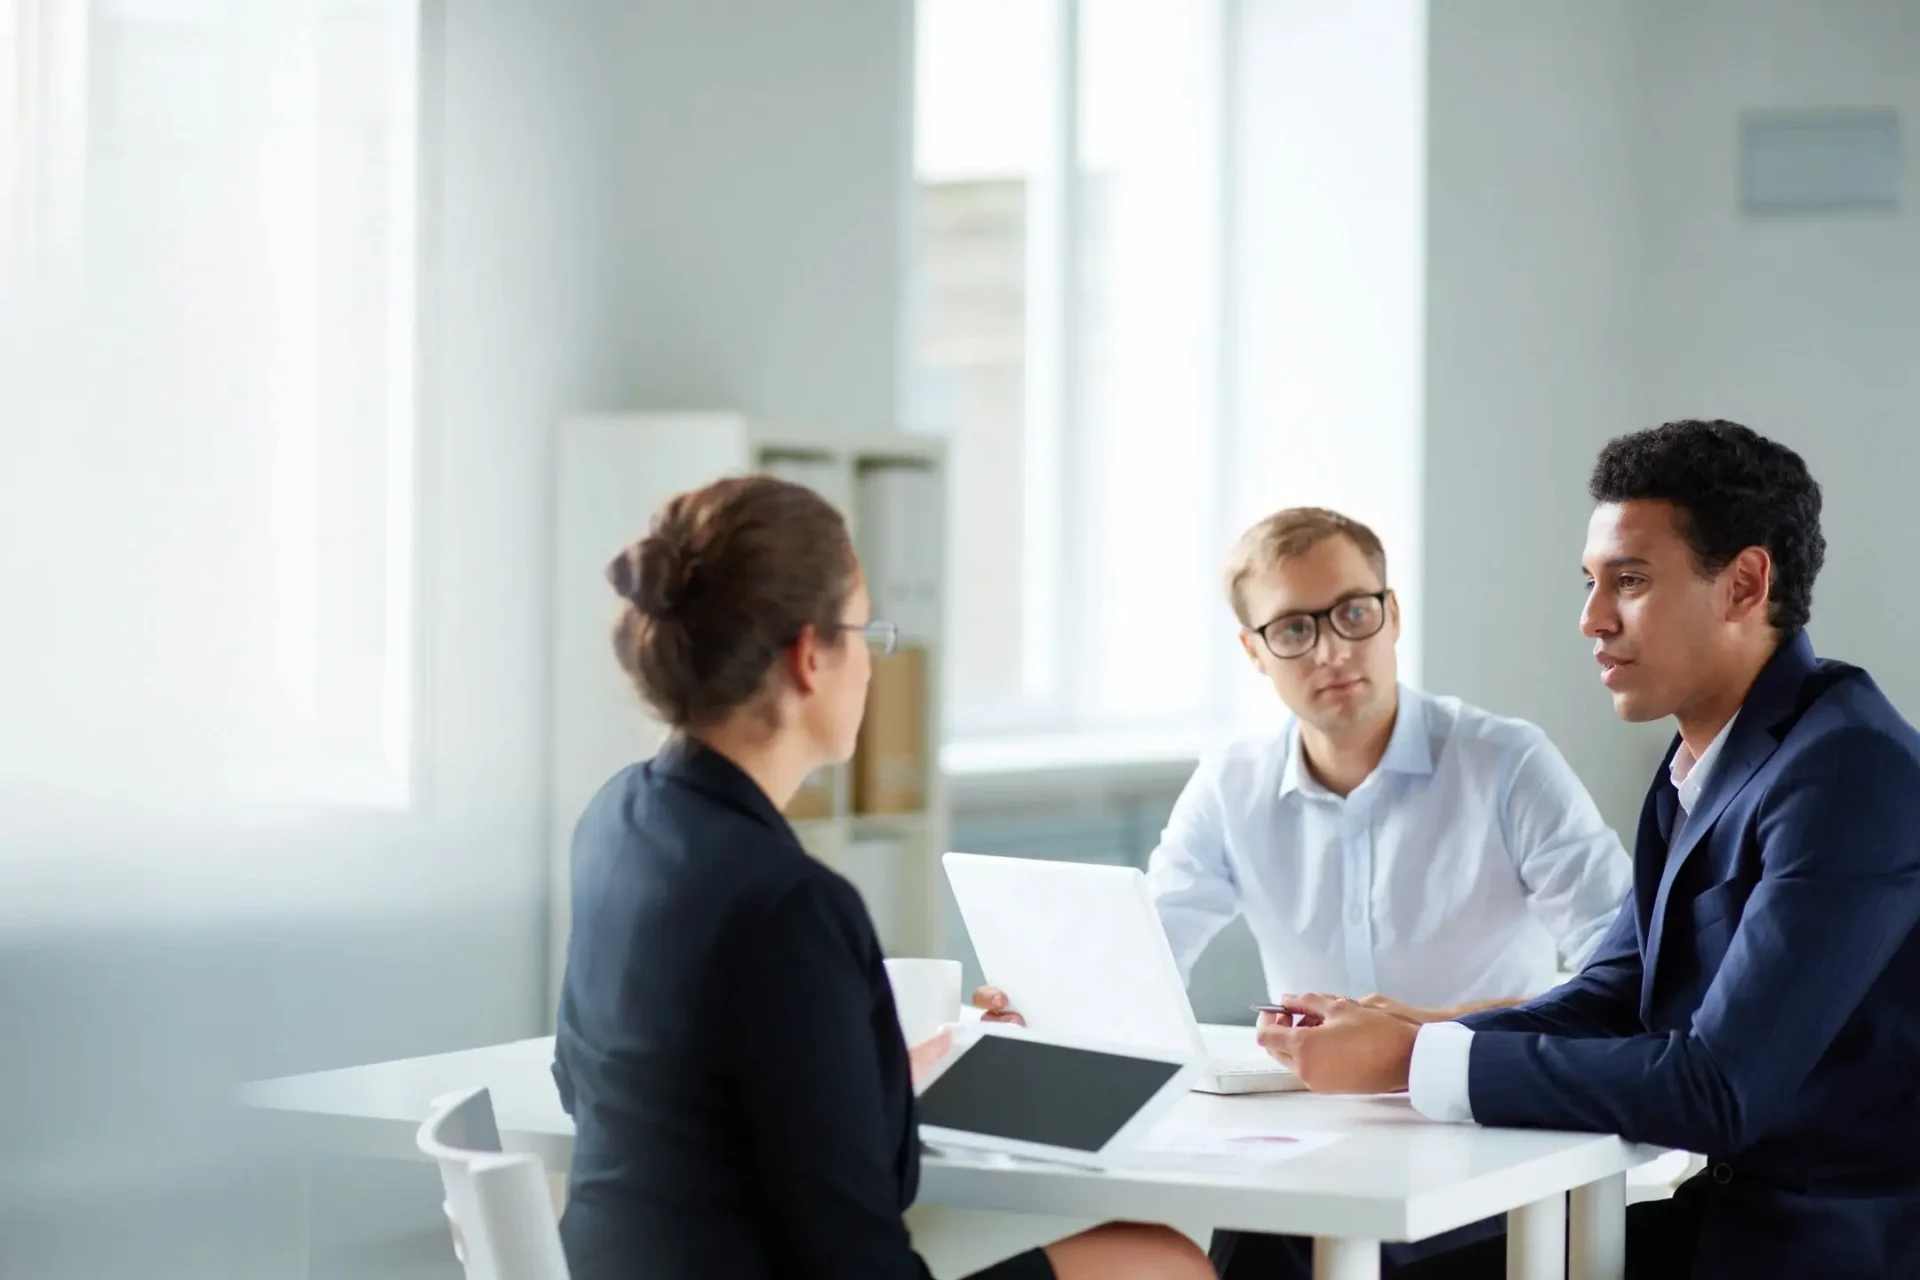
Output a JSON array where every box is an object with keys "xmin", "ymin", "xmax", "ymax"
[{"xmin": 915, "ymin": 1035, "xmax": 1182, "ymax": 1152}]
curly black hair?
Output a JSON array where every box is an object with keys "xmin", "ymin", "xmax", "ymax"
[{"xmin": 1588, "ymin": 419, "xmax": 1825, "ymax": 632}]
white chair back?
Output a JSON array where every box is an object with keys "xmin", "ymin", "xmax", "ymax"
[{"xmin": 416, "ymin": 1086, "xmax": 570, "ymax": 1280}]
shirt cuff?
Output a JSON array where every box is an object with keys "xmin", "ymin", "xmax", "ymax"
[{"xmin": 1409, "ymin": 1021, "xmax": 1476, "ymax": 1123}]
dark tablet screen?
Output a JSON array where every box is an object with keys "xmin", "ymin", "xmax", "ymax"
[{"xmin": 916, "ymin": 1035, "xmax": 1182, "ymax": 1152}]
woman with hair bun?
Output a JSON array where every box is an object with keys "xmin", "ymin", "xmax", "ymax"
[{"xmin": 552, "ymin": 475, "xmax": 1210, "ymax": 1280}]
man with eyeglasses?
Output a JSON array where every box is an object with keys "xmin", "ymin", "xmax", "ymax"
[
  {"xmin": 979, "ymin": 506, "xmax": 1631, "ymax": 1275},
  {"xmin": 982, "ymin": 506, "xmax": 1630, "ymax": 1032}
]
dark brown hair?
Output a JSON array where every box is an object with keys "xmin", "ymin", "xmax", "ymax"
[
  {"xmin": 608, "ymin": 474, "xmax": 857, "ymax": 728},
  {"xmin": 1224, "ymin": 507, "xmax": 1389, "ymax": 626}
]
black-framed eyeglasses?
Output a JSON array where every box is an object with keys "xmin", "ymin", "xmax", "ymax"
[
  {"xmin": 1251, "ymin": 591, "xmax": 1389, "ymax": 660},
  {"xmin": 826, "ymin": 619, "xmax": 898, "ymax": 656}
]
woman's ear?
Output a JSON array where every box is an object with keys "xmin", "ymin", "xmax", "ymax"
[{"xmin": 786, "ymin": 624, "xmax": 823, "ymax": 696}]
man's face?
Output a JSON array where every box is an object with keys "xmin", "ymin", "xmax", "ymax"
[
  {"xmin": 1238, "ymin": 535, "xmax": 1400, "ymax": 737},
  {"xmin": 1580, "ymin": 500, "xmax": 1735, "ymax": 723}
]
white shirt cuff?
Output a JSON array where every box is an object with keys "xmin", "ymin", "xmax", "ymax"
[{"xmin": 1409, "ymin": 1021, "xmax": 1476, "ymax": 1123}]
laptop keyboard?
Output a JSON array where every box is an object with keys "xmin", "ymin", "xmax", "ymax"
[{"xmin": 1210, "ymin": 1053, "xmax": 1286, "ymax": 1077}]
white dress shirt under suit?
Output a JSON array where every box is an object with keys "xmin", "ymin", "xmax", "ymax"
[
  {"xmin": 1408, "ymin": 713, "xmax": 1739, "ymax": 1122},
  {"xmin": 1147, "ymin": 684, "xmax": 1633, "ymax": 1012}
]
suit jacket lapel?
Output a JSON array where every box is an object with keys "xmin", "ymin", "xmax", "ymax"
[
  {"xmin": 1637, "ymin": 631, "xmax": 1819, "ymax": 1009},
  {"xmin": 1633, "ymin": 741, "xmax": 1681, "ymax": 923}
]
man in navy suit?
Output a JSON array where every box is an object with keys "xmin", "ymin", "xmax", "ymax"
[{"xmin": 1256, "ymin": 419, "xmax": 1920, "ymax": 1278}]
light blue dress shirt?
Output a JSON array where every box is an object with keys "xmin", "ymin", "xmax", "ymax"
[
  {"xmin": 1146, "ymin": 684, "xmax": 1632, "ymax": 1010},
  {"xmin": 1409, "ymin": 711, "xmax": 1739, "ymax": 1123}
]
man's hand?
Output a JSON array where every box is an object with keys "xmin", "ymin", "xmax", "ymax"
[
  {"xmin": 1360, "ymin": 993, "xmax": 1523, "ymax": 1024},
  {"xmin": 971, "ymin": 986, "xmax": 1026, "ymax": 1026},
  {"xmin": 1257, "ymin": 992, "xmax": 1419, "ymax": 1094},
  {"xmin": 908, "ymin": 1026, "xmax": 954, "ymax": 1087},
  {"xmin": 1358, "ymin": 994, "xmax": 1446, "ymax": 1025}
]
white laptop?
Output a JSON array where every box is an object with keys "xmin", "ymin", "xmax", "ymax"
[
  {"xmin": 913, "ymin": 1021, "xmax": 1201, "ymax": 1168},
  {"xmin": 943, "ymin": 852, "xmax": 1303, "ymax": 1095}
]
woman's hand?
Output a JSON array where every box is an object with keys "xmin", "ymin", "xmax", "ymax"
[
  {"xmin": 971, "ymin": 986, "xmax": 1026, "ymax": 1026},
  {"xmin": 907, "ymin": 1026, "xmax": 954, "ymax": 1086}
]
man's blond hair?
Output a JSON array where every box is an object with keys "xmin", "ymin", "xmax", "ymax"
[{"xmin": 1224, "ymin": 507, "xmax": 1389, "ymax": 626}]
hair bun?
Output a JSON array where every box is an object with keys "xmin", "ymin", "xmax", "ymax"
[
  {"xmin": 606, "ymin": 474, "xmax": 857, "ymax": 729},
  {"xmin": 608, "ymin": 533, "xmax": 700, "ymax": 620},
  {"xmin": 605, "ymin": 545, "xmax": 641, "ymax": 601}
]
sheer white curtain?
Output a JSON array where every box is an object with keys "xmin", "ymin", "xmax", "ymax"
[
  {"xmin": 916, "ymin": 0, "xmax": 1429, "ymax": 756},
  {"xmin": 0, "ymin": 0, "xmax": 418, "ymax": 806},
  {"xmin": 914, "ymin": 0, "xmax": 1226, "ymax": 749}
]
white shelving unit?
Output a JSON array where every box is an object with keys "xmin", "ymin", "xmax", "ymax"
[{"xmin": 546, "ymin": 412, "xmax": 950, "ymax": 1017}]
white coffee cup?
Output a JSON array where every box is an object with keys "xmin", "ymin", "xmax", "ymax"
[{"xmin": 883, "ymin": 957, "xmax": 963, "ymax": 1048}]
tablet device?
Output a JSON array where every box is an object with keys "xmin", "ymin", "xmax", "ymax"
[
  {"xmin": 913, "ymin": 1023, "xmax": 1200, "ymax": 1168},
  {"xmin": 942, "ymin": 851, "xmax": 1300, "ymax": 1094}
]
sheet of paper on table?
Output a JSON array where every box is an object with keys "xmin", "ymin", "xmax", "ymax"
[{"xmin": 1125, "ymin": 1125, "xmax": 1344, "ymax": 1175}]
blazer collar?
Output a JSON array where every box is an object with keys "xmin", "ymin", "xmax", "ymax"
[
  {"xmin": 650, "ymin": 734, "xmax": 796, "ymax": 838},
  {"xmin": 1640, "ymin": 629, "xmax": 1819, "ymax": 1008},
  {"xmin": 1669, "ymin": 631, "xmax": 1819, "ymax": 833}
]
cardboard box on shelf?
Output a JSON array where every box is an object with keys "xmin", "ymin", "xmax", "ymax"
[{"xmin": 855, "ymin": 646, "xmax": 928, "ymax": 815}]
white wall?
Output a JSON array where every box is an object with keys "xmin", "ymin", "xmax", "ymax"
[
  {"xmin": 1426, "ymin": 0, "xmax": 1920, "ymax": 834},
  {"xmin": 1636, "ymin": 0, "xmax": 1920, "ymax": 716},
  {"xmin": 604, "ymin": 0, "xmax": 909, "ymax": 425},
  {"xmin": 1423, "ymin": 0, "xmax": 1666, "ymax": 831}
]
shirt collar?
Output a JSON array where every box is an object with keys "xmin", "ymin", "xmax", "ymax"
[
  {"xmin": 1378, "ymin": 686, "xmax": 1436, "ymax": 777},
  {"xmin": 1279, "ymin": 684, "xmax": 1432, "ymax": 799},
  {"xmin": 1670, "ymin": 712, "xmax": 1738, "ymax": 815},
  {"xmin": 1277, "ymin": 725, "xmax": 1314, "ymax": 798}
]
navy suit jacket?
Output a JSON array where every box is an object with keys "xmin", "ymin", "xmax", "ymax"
[{"xmin": 1459, "ymin": 631, "xmax": 1920, "ymax": 1278}]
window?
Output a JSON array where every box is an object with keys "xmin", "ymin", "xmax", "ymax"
[
  {"xmin": 915, "ymin": 0, "xmax": 1427, "ymax": 760},
  {"xmin": 913, "ymin": 0, "xmax": 1229, "ymax": 750},
  {"xmin": 0, "ymin": 0, "xmax": 419, "ymax": 806}
]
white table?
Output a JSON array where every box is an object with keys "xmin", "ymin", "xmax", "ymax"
[{"xmin": 241, "ymin": 1032, "xmax": 1665, "ymax": 1280}]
